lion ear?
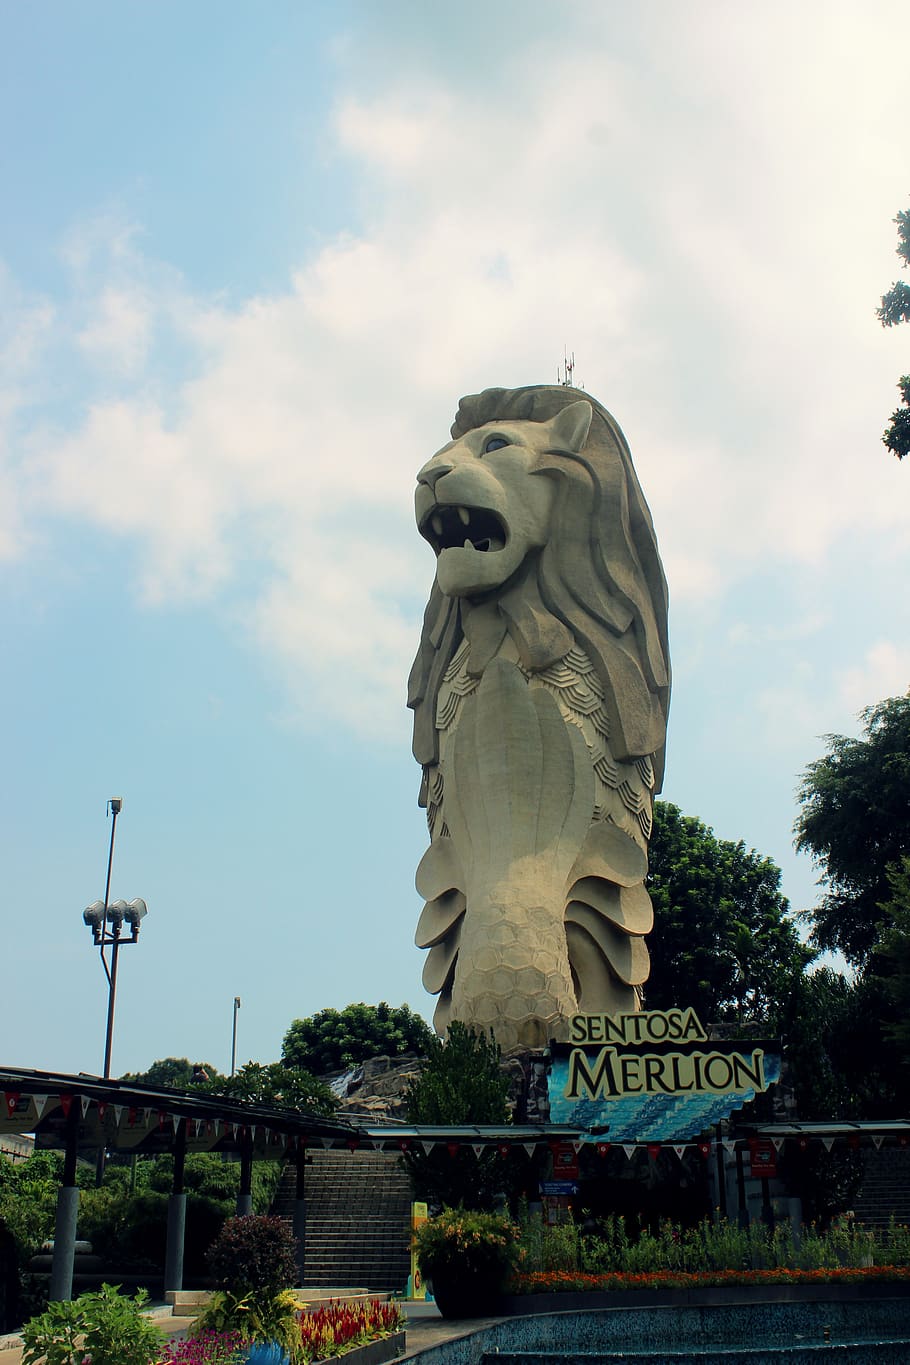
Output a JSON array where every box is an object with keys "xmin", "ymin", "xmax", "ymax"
[{"xmin": 545, "ymin": 399, "xmax": 593, "ymax": 454}]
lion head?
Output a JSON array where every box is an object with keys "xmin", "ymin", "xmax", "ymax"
[{"xmin": 408, "ymin": 384, "xmax": 670, "ymax": 788}]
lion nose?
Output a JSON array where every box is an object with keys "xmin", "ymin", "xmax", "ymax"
[{"xmin": 417, "ymin": 460, "xmax": 454, "ymax": 491}]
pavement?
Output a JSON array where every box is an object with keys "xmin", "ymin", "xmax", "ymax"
[{"xmin": 0, "ymin": 1298, "xmax": 500, "ymax": 1365}]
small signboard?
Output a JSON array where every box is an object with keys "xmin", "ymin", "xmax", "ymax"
[{"xmin": 749, "ymin": 1138, "xmax": 778, "ymax": 1179}]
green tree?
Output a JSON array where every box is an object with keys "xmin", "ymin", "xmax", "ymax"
[
  {"xmin": 872, "ymin": 854, "xmax": 910, "ymax": 1060},
  {"xmin": 281, "ymin": 1002, "xmax": 433, "ymax": 1074},
  {"xmin": 210, "ymin": 1061, "xmax": 336, "ymax": 1116},
  {"xmin": 120, "ymin": 1058, "xmax": 224, "ymax": 1089},
  {"xmin": 402, "ymin": 1022, "xmax": 513, "ymax": 1211},
  {"xmin": 877, "ymin": 205, "xmax": 910, "ymax": 460},
  {"xmin": 645, "ymin": 802, "xmax": 811, "ymax": 1021},
  {"xmin": 795, "ymin": 692, "xmax": 910, "ymax": 968}
]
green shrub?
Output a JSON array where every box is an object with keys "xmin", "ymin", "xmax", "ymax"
[
  {"xmin": 21, "ymin": 1283, "xmax": 162, "ymax": 1365},
  {"xmin": 207, "ymin": 1215, "xmax": 299, "ymax": 1295}
]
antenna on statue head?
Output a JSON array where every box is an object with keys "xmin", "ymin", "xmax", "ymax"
[{"xmin": 558, "ymin": 349, "xmax": 580, "ymax": 389}]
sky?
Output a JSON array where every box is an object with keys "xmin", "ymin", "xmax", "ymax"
[{"xmin": 2, "ymin": 1, "xmax": 908, "ymax": 1081}]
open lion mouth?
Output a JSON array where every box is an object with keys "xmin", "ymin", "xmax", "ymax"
[{"xmin": 419, "ymin": 504, "xmax": 507, "ymax": 556}]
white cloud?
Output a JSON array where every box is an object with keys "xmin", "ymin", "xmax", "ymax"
[
  {"xmin": 838, "ymin": 641, "xmax": 910, "ymax": 713},
  {"xmin": 4, "ymin": 5, "xmax": 910, "ymax": 736}
]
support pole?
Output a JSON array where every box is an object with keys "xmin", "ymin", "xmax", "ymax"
[
  {"xmin": 236, "ymin": 1134, "xmax": 254, "ymax": 1216},
  {"xmin": 49, "ymin": 1104, "xmax": 80, "ymax": 1302},
  {"xmin": 293, "ymin": 1143, "xmax": 307, "ymax": 1287},
  {"xmin": 164, "ymin": 1120, "xmax": 187, "ymax": 1294}
]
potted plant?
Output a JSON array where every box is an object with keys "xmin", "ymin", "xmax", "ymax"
[
  {"xmin": 190, "ymin": 1216, "xmax": 303, "ymax": 1364},
  {"xmin": 414, "ymin": 1208, "xmax": 520, "ymax": 1318}
]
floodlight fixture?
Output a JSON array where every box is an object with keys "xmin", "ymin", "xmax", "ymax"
[{"xmin": 81, "ymin": 799, "xmax": 149, "ymax": 1080}]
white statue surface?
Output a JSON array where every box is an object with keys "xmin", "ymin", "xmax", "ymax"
[{"xmin": 408, "ymin": 385, "xmax": 670, "ymax": 1051}]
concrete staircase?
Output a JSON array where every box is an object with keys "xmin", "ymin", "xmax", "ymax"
[{"xmin": 272, "ymin": 1149, "xmax": 413, "ymax": 1293}]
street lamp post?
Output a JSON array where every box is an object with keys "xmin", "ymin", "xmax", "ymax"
[
  {"xmin": 82, "ymin": 798, "xmax": 148, "ymax": 1079},
  {"xmin": 231, "ymin": 996, "xmax": 241, "ymax": 1076}
]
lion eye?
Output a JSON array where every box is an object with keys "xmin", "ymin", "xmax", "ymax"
[{"xmin": 483, "ymin": 436, "xmax": 508, "ymax": 453}]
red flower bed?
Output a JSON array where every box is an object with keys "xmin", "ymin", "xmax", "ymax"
[{"xmin": 515, "ymin": 1265, "xmax": 910, "ymax": 1294}]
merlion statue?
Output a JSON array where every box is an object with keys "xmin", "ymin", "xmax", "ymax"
[{"xmin": 408, "ymin": 385, "xmax": 670, "ymax": 1052}]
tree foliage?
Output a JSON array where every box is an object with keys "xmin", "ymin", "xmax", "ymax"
[
  {"xmin": 645, "ymin": 801, "xmax": 811, "ymax": 1022},
  {"xmin": 401, "ymin": 1022, "xmax": 513, "ymax": 1210},
  {"xmin": 281, "ymin": 1002, "xmax": 433, "ymax": 1074},
  {"xmin": 877, "ymin": 205, "xmax": 910, "ymax": 460},
  {"xmin": 209, "ymin": 1061, "xmax": 336, "ymax": 1116},
  {"xmin": 872, "ymin": 854, "xmax": 910, "ymax": 1060},
  {"xmin": 795, "ymin": 692, "xmax": 910, "ymax": 968},
  {"xmin": 119, "ymin": 1058, "xmax": 223, "ymax": 1089}
]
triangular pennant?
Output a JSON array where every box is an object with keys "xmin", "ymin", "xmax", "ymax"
[
  {"xmin": 158, "ymin": 1111, "xmax": 167, "ymax": 1130},
  {"xmin": 59, "ymin": 1093, "xmax": 73, "ymax": 1118},
  {"xmin": 172, "ymin": 1114, "xmax": 181, "ymax": 1133},
  {"xmin": 571, "ymin": 1140, "xmax": 583, "ymax": 1154},
  {"xmin": 80, "ymin": 1096, "xmax": 91, "ymax": 1117},
  {"xmin": 32, "ymin": 1094, "xmax": 49, "ymax": 1120},
  {"xmin": 113, "ymin": 1105, "xmax": 123, "ymax": 1125},
  {"xmin": 697, "ymin": 1141, "xmax": 712, "ymax": 1159},
  {"xmin": 398, "ymin": 1139, "xmax": 411, "ymax": 1153},
  {"xmin": 596, "ymin": 1142, "xmax": 610, "ymax": 1157},
  {"xmin": 722, "ymin": 1139, "xmax": 736, "ymax": 1152},
  {"xmin": 672, "ymin": 1144, "xmax": 686, "ymax": 1159},
  {"xmin": 646, "ymin": 1143, "xmax": 661, "ymax": 1160},
  {"xmin": 622, "ymin": 1144, "xmax": 636, "ymax": 1160},
  {"xmin": 872, "ymin": 1134, "xmax": 884, "ymax": 1149},
  {"xmin": 421, "ymin": 1140, "xmax": 437, "ymax": 1154},
  {"xmin": 213, "ymin": 1119, "xmax": 222, "ymax": 1136},
  {"xmin": 4, "ymin": 1092, "xmax": 20, "ymax": 1119},
  {"xmin": 321, "ymin": 1136, "xmax": 334, "ymax": 1149},
  {"xmin": 471, "ymin": 1144, "xmax": 485, "ymax": 1157},
  {"xmin": 446, "ymin": 1142, "xmax": 459, "ymax": 1158},
  {"xmin": 97, "ymin": 1101, "xmax": 107, "ymax": 1121},
  {"xmin": 523, "ymin": 1143, "xmax": 537, "ymax": 1158},
  {"xmin": 847, "ymin": 1135, "xmax": 861, "ymax": 1150},
  {"xmin": 771, "ymin": 1137, "xmax": 785, "ymax": 1152},
  {"xmin": 822, "ymin": 1136, "xmax": 835, "ymax": 1151},
  {"xmin": 128, "ymin": 1106, "xmax": 138, "ymax": 1127},
  {"xmin": 497, "ymin": 1143, "xmax": 510, "ymax": 1157}
]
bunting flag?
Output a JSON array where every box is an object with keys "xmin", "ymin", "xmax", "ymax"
[
  {"xmin": 872, "ymin": 1135, "xmax": 884, "ymax": 1150},
  {"xmin": 847, "ymin": 1135, "xmax": 861, "ymax": 1150},
  {"xmin": 4, "ymin": 1092, "xmax": 20, "ymax": 1119},
  {"xmin": 771, "ymin": 1137, "xmax": 785, "ymax": 1152},
  {"xmin": 571, "ymin": 1140, "xmax": 583, "ymax": 1154},
  {"xmin": 471, "ymin": 1144, "xmax": 485, "ymax": 1157},
  {"xmin": 128, "ymin": 1107, "xmax": 138, "ymax": 1127},
  {"xmin": 32, "ymin": 1094, "xmax": 49, "ymax": 1121},
  {"xmin": 397, "ymin": 1139, "xmax": 411, "ymax": 1153},
  {"xmin": 798, "ymin": 1136, "xmax": 810, "ymax": 1151},
  {"xmin": 622, "ymin": 1144, "xmax": 636, "ymax": 1160},
  {"xmin": 421, "ymin": 1141, "xmax": 437, "ymax": 1154},
  {"xmin": 347, "ymin": 1138, "xmax": 360, "ymax": 1153},
  {"xmin": 80, "ymin": 1096, "xmax": 91, "ymax": 1117},
  {"xmin": 646, "ymin": 1143, "xmax": 661, "ymax": 1160},
  {"xmin": 158, "ymin": 1111, "xmax": 167, "ymax": 1130},
  {"xmin": 321, "ymin": 1136, "xmax": 334, "ymax": 1150},
  {"xmin": 697, "ymin": 1141, "xmax": 712, "ymax": 1160},
  {"xmin": 899, "ymin": 1135, "xmax": 908, "ymax": 1148},
  {"xmin": 97, "ymin": 1101, "xmax": 108, "ymax": 1121},
  {"xmin": 722, "ymin": 1139, "xmax": 736, "ymax": 1153},
  {"xmin": 446, "ymin": 1142, "xmax": 459, "ymax": 1158},
  {"xmin": 523, "ymin": 1143, "xmax": 537, "ymax": 1158},
  {"xmin": 113, "ymin": 1105, "xmax": 123, "ymax": 1126},
  {"xmin": 59, "ymin": 1093, "xmax": 73, "ymax": 1118},
  {"xmin": 498, "ymin": 1143, "xmax": 510, "ymax": 1158},
  {"xmin": 596, "ymin": 1142, "xmax": 610, "ymax": 1158},
  {"xmin": 822, "ymin": 1136, "xmax": 835, "ymax": 1151},
  {"xmin": 672, "ymin": 1144, "xmax": 687, "ymax": 1160},
  {"xmin": 172, "ymin": 1114, "xmax": 181, "ymax": 1134}
]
